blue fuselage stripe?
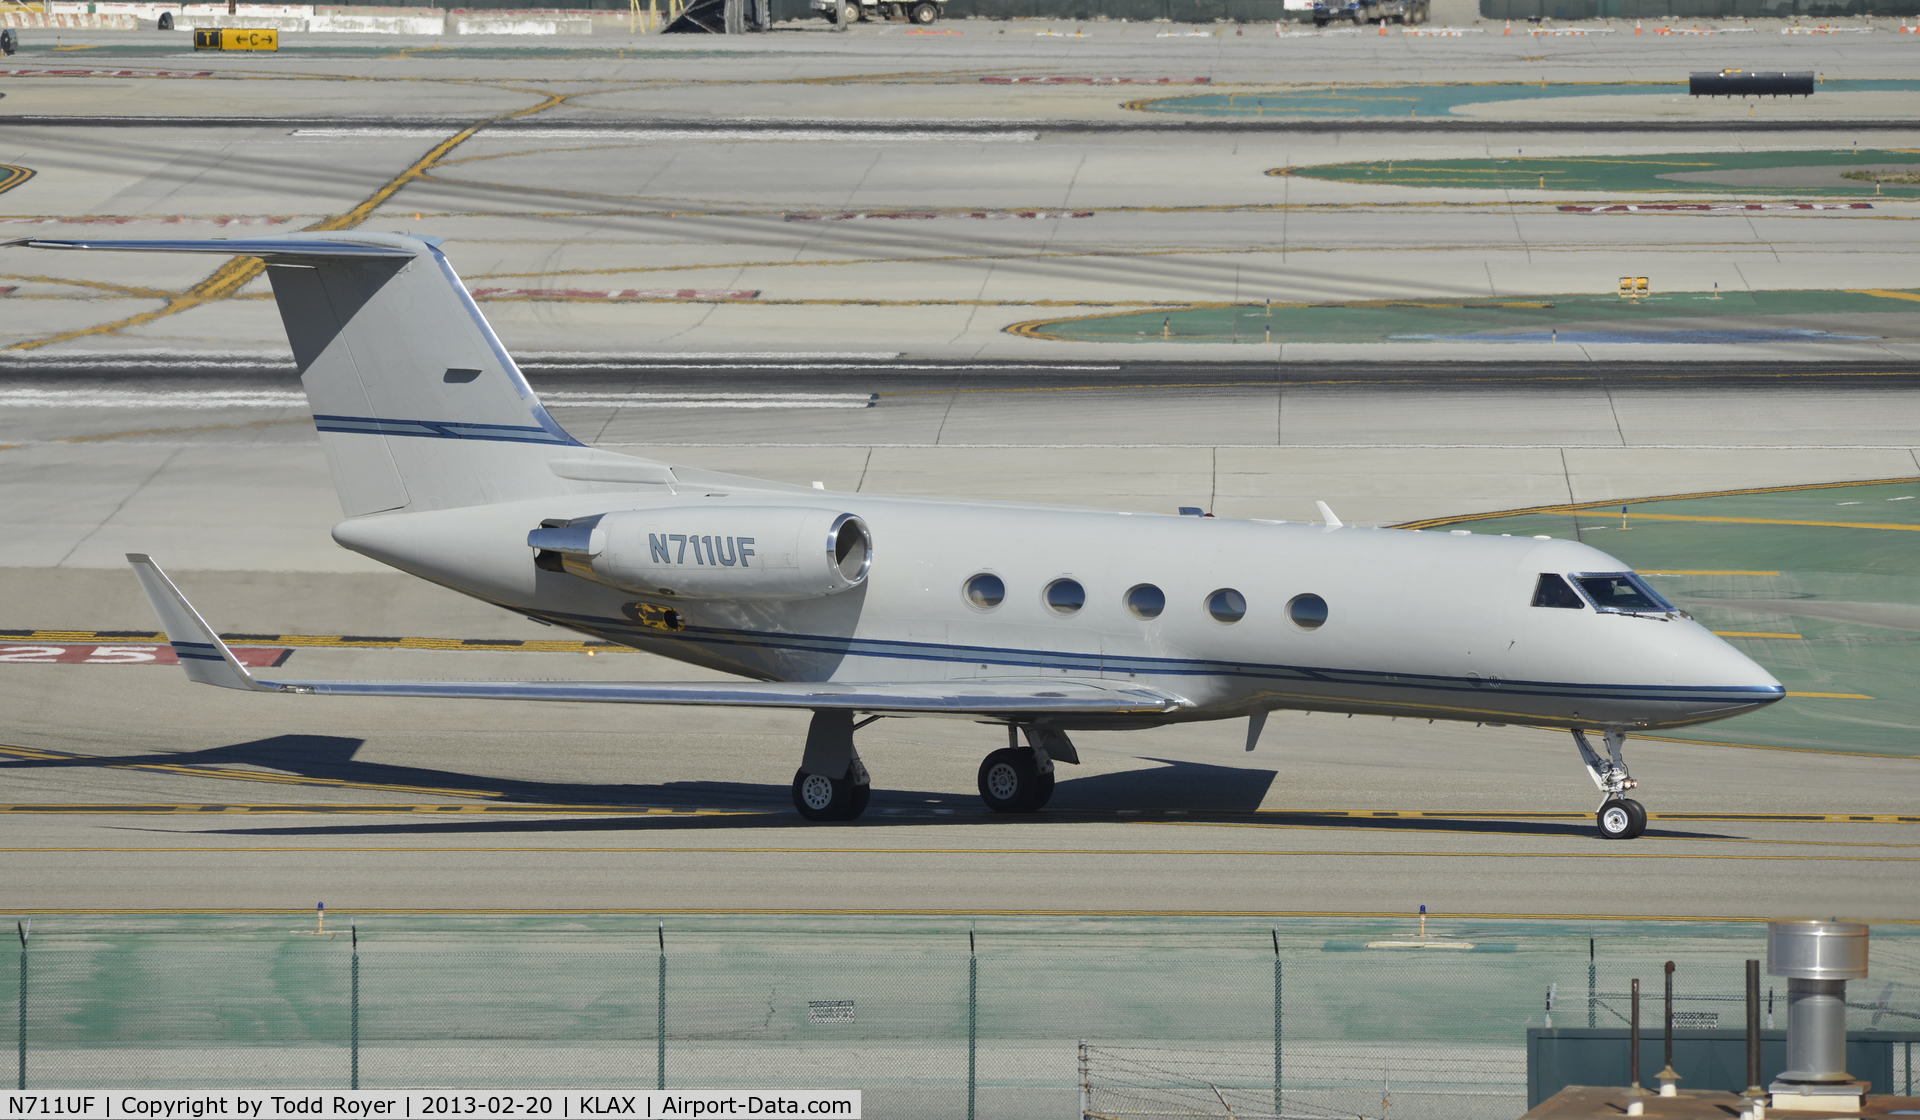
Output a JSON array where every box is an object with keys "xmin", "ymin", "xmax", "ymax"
[
  {"xmin": 313, "ymin": 414, "xmax": 573, "ymax": 445},
  {"xmin": 522, "ymin": 608, "xmax": 1781, "ymax": 707}
]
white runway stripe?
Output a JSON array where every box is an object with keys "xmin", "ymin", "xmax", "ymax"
[
  {"xmin": 291, "ymin": 128, "xmax": 1039, "ymax": 143},
  {"xmin": 0, "ymin": 389, "xmax": 878, "ymax": 410},
  {"xmin": 543, "ymin": 393, "xmax": 878, "ymax": 409},
  {"xmin": 0, "ymin": 389, "xmax": 308, "ymax": 409}
]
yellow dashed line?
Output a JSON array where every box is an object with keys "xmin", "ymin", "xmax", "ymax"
[
  {"xmin": 1786, "ymin": 692, "xmax": 1875, "ymax": 700},
  {"xmin": 1394, "ymin": 477, "xmax": 1920, "ymax": 531},
  {"xmin": 0, "ymin": 845, "xmax": 1909, "ymax": 862},
  {"xmin": 1626, "ymin": 512, "xmax": 1920, "ymax": 532},
  {"xmin": 1712, "ymin": 631, "xmax": 1802, "ymax": 640},
  {"xmin": 1643, "ymin": 570, "xmax": 1781, "ymax": 576}
]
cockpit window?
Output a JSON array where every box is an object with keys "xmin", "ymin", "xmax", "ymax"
[
  {"xmin": 1531, "ymin": 573, "xmax": 1585, "ymax": 609},
  {"xmin": 1574, "ymin": 572, "xmax": 1673, "ymax": 614}
]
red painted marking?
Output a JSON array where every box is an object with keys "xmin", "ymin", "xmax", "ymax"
[
  {"xmin": 467, "ymin": 287, "xmax": 759, "ymax": 300},
  {"xmin": 0, "ymin": 68, "xmax": 214, "ymax": 78},
  {"xmin": 1560, "ymin": 203, "xmax": 1874, "ymax": 213},
  {"xmin": 785, "ymin": 210, "xmax": 1093, "ymax": 221},
  {"xmin": 0, "ymin": 644, "xmax": 290, "ymax": 667},
  {"xmin": 0, "ymin": 216, "xmax": 295, "ymax": 227},
  {"xmin": 0, "ymin": 287, "xmax": 16, "ymax": 297},
  {"xmin": 980, "ymin": 76, "xmax": 1210, "ymax": 84}
]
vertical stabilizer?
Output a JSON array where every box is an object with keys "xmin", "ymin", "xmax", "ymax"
[
  {"xmin": 12, "ymin": 233, "xmax": 602, "ymax": 518},
  {"xmin": 261, "ymin": 232, "xmax": 586, "ymax": 515}
]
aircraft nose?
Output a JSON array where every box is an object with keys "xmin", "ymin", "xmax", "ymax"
[{"xmin": 1695, "ymin": 631, "xmax": 1786, "ymax": 713}]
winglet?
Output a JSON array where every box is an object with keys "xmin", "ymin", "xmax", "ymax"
[
  {"xmin": 1315, "ymin": 500, "xmax": 1344, "ymax": 528},
  {"xmin": 126, "ymin": 554, "xmax": 273, "ymax": 691}
]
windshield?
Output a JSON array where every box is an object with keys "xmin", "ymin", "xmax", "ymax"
[{"xmin": 1573, "ymin": 572, "xmax": 1673, "ymax": 614}]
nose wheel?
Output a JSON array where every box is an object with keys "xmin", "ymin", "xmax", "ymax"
[
  {"xmin": 1573, "ymin": 729, "xmax": 1647, "ymax": 839},
  {"xmin": 1597, "ymin": 797, "xmax": 1647, "ymax": 840}
]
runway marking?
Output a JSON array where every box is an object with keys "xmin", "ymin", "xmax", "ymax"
[
  {"xmin": 1625, "ymin": 512, "xmax": 1920, "ymax": 532},
  {"xmin": 1785, "ymin": 691, "xmax": 1874, "ymax": 699},
  {"xmin": 0, "ymin": 846, "xmax": 1911, "ymax": 862},
  {"xmin": 1640, "ymin": 733, "xmax": 1919, "ymax": 761},
  {"xmin": 1643, "ymin": 570, "xmax": 1782, "ymax": 576},
  {"xmin": 0, "ymin": 743, "xmax": 518, "ymax": 800},
  {"xmin": 1395, "ymin": 476, "xmax": 1920, "ymax": 531},
  {"xmin": 0, "ymin": 642, "xmax": 290, "ymax": 667},
  {"xmin": 0, "ymin": 799, "xmax": 1911, "ymax": 825},
  {"xmin": 1711, "ymin": 632, "xmax": 1802, "ymax": 639},
  {"xmin": 6, "ymin": 908, "xmax": 1910, "ymax": 922},
  {"xmin": 5, "ymin": 91, "xmax": 570, "ymax": 352}
]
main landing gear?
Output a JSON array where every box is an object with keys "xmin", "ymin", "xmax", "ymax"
[
  {"xmin": 1573, "ymin": 728, "xmax": 1646, "ymax": 839},
  {"xmin": 978, "ymin": 726, "xmax": 1074, "ymax": 814},
  {"xmin": 789, "ymin": 714, "xmax": 1078, "ymax": 822},
  {"xmin": 791, "ymin": 710, "xmax": 872, "ymax": 822}
]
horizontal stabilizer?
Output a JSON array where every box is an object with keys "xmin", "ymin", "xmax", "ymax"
[
  {"xmin": 125, "ymin": 555, "xmax": 272, "ymax": 692},
  {"xmin": 7, "ymin": 237, "xmax": 415, "ymax": 261}
]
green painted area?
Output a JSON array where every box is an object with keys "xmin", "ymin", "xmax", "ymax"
[
  {"xmin": 1011, "ymin": 287, "xmax": 1920, "ymax": 345},
  {"xmin": 1425, "ymin": 479, "xmax": 1920, "ymax": 758},
  {"xmin": 1281, "ymin": 148, "xmax": 1920, "ymax": 196},
  {"xmin": 1134, "ymin": 79, "xmax": 1920, "ymax": 120}
]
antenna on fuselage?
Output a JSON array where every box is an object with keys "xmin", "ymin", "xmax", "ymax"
[{"xmin": 1315, "ymin": 501, "xmax": 1344, "ymax": 528}]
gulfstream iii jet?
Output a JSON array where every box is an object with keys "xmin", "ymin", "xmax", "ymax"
[{"xmin": 14, "ymin": 233, "xmax": 1785, "ymax": 838}]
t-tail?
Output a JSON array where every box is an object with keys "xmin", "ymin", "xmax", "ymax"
[{"xmin": 9, "ymin": 232, "xmax": 632, "ymax": 517}]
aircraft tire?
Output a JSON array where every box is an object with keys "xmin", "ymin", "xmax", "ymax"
[
  {"xmin": 977, "ymin": 748, "xmax": 1046, "ymax": 813},
  {"xmin": 1597, "ymin": 798, "xmax": 1647, "ymax": 840},
  {"xmin": 793, "ymin": 768, "xmax": 864, "ymax": 821}
]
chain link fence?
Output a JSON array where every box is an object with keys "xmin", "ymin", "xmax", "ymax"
[{"xmin": 6, "ymin": 917, "xmax": 1917, "ymax": 1118}]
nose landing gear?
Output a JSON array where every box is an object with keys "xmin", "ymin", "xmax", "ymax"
[{"xmin": 1573, "ymin": 728, "xmax": 1646, "ymax": 839}]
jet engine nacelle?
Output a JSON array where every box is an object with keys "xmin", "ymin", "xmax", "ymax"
[{"xmin": 530, "ymin": 505, "xmax": 872, "ymax": 601}]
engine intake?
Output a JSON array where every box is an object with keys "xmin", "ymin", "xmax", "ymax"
[{"xmin": 530, "ymin": 506, "xmax": 872, "ymax": 601}]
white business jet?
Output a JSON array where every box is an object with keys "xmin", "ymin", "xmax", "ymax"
[{"xmin": 14, "ymin": 233, "xmax": 1785, "ymax": 838}]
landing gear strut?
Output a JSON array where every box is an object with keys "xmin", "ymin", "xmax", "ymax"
[
  {"xmin": 1573, "ymin": 728, "xmax": 1646, "ymax": 839},
  {"xmin": 792, "ymin": 710, "xmax": 871, "ymax": 822},
  {"xmin": 977, "ymin": 726, "xmax": 1074, "ymax": 813}
]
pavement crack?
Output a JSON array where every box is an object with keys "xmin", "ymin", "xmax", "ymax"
[{"xmin": 55, "ymin": 446, "xmax": 182, "ymax": 567}]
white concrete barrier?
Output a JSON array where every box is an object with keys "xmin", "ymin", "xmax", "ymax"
[
  {"xmin": 173, "ymin": 12, "xmax": 313, "ymax": 28},
  {"xmin": 42, "ymin": 1, "xmax": 593, "ymax": 33},
  {"xmin": 309, "ymin": 10, "xmax": 447, "ymax": 31},
  {"xmin": 3, "ymin": 11, "xmax": 140, "ymax": 26},
  {"xmin": 450, "ymin": 8, "xmax": 592, "ymax": 33}
]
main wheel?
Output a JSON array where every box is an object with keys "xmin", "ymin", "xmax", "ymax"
[
  {"xmin": 978, "ymin": 748, "xmax": 1047, "ymax": 813},
  {"xmin": 793, "ymin": 769, "xmax": 868, "ymax": 822},
  {"xmin": 1597, "ymin": 798, "xmax": 1647, "ymax": 840},
  {"xmin": 909, "ymin": 1, "xmax": 937, "ymax": 22}
]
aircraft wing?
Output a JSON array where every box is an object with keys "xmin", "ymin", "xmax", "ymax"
[{"xmin": 127, "ymin": 555, "xmax": 1190, "ymax": 717}]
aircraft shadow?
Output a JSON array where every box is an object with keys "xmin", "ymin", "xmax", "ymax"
[{"xmin": 7, "ymin": 734, "xmax": 1732, "ymax": 840}]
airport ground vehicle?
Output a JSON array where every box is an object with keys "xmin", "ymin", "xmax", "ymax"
[
  {"xmin": 1312, "ymin": 0, "xmax": 1428, "ymax": 24},
  {"xmin": 810, "ymin": 0, "xmax": 944, "ymax": 22}
]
